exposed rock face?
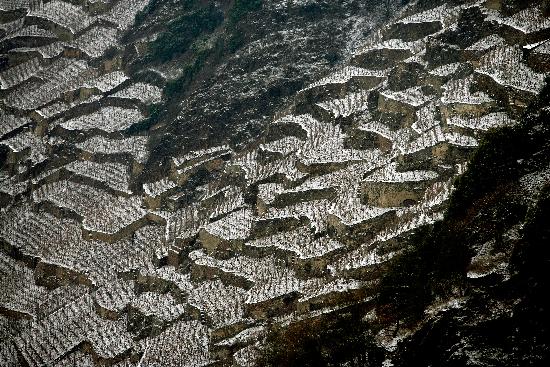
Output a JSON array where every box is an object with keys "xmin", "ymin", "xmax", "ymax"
[{"xmin": 0, "ymin": 0, "xmax": 549, "ymax": 366}]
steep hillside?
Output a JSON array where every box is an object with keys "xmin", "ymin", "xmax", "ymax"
[
  {"xmin": 124, "ymin": 0, "xmax": 402, "ymax": 184},
  {"xmin": 258, "ymin": 77, "xmax": 550, "ymax": 366},
  {"xmin": 0, "ymin": 0, "xmax": 549, "ymax": 366},
  {"xmin": 387, "ymin": 81, "xmax": 550, "ymax": 365}
]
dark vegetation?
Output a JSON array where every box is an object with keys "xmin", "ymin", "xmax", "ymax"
[
  {"xmin": 228, "ymin": 0, "xmax": 263, "ymax": 25},
  {"xmin": 226, "ymin": 0, "xmax": 263, "ymax": 51},
  {"xmin": 391, "ymin": 187, "xmax": 550, "ymax": 366},
  {"xmin": 259, "ymin": 79, "xmax": 550, "ymax": 365},
  {"xmin": 377, "ymin": 77, "xmax": 550, "ymax": 323},
  {"xmin": 126, "ymin": 37, "xmax": 225, "ymax": 135},
  {"xmin": 138, "ymin": 0, "xmax": 264, "ymax": 65},
  {"xmin": 126, "ymin": 0, "xmax": 264, "ymax": 134},
  {"xmin": 447, "ymin": 83, "xmax": 550, "ymax": 218},
  {"xmin": 257, "ymin": 304, "xmax": 385, "ymax": 367},
  {"xmin": 134, "ymin": 0, "xmax": 162, "ymax": 26},
  {"xmin": 134, "ymin": 0, "xmax": 200, "ymax": 27},
  {"xmin": 126, "ymin": 103, "xmax": 162, "ymax": 134},
  {"xmin": 147, "ymin": 4, "xmax": 223, "ymax": 63}
]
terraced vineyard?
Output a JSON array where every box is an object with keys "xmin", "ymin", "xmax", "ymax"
[{"xmin": 1, "ymin": 0, "xmax": 549, "ymax": 366}]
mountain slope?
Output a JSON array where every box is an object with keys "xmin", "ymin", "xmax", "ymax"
[
  {"xmin": 0, "ymin": 0, "xmax": 549, "ymax": 366},
  {"xmin": 257, "ymin": 84, "xmax": 550, "ymax": 365}
]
